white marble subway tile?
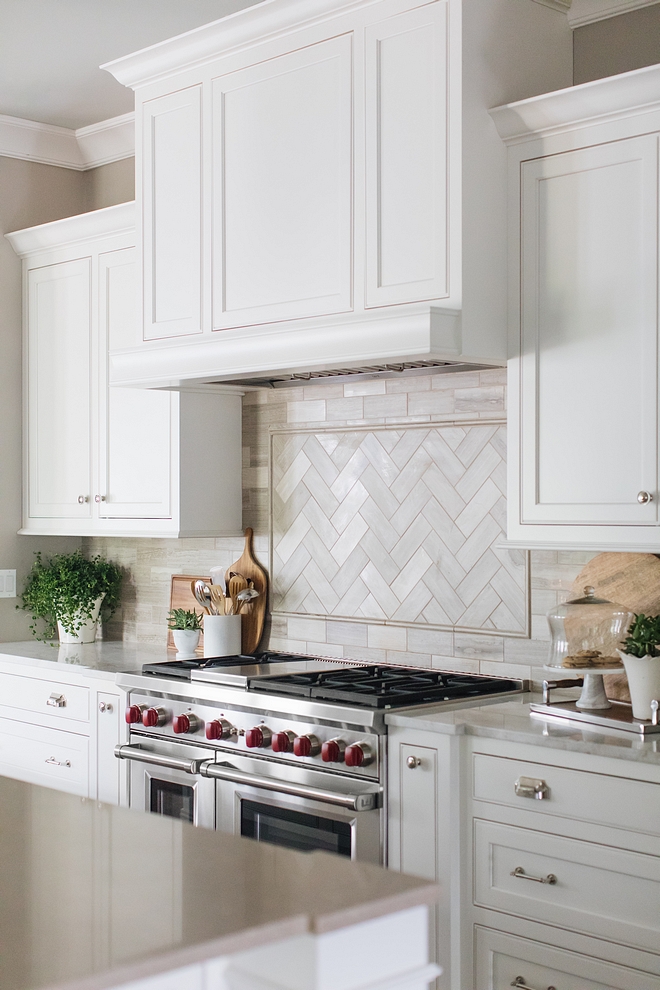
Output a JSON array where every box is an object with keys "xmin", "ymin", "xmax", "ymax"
[
  {"xmin": 455, "ymin": 386, "xmax": 505, "ymax": 413},
  {"xmin": 479, "ymin": 660, "xmax": 531, "ymax": 679},
  {"xmin": 287, "ymin": 399, "xmax": 326, "ymax": 423},
  {"xmin": 327, "ymin": 620, "xmax": 369, "ymax": 647},
  {"xmin": 557, "ymin": 550, "xmax": 598, "ymax": 567},
  {"xmin": 479, "ymin": 368, "xmax": 507, "ymax": 386},
  {"xmin": 433, "ymin": 655, "xmax": 480, "ymax": 674},
  {"xmin": 432, "ymin": 371, "xmax": 480, "ymax": 390},
  {"xmin": 531, "ymin": 614, "xmax": 551, "ymax": 641},
  {"xmin": 304, "ymin": 384, "xmax": 344, "ymax": 400},
  {"xmin": 326, "ymin": 396, "xmax": 365, "ymax": 422},
  {"xmin": 408, "ymin": 391, "xmax": 455, "ymax": 416},
  {"xmin": 343, "ymin": 380, "xmax": 386, "ymax": 396},
  {"xmin": 454, "ymin": 632, "xmax": 504, "ymax": 662},
  {"xmin": 307, "ymin": 641, "xmax": 344, "ymax": 659},
  {"xmin": 363, "ymin": 393, "xmax": 408, "ymax": 420},
  {"xmin": 386, "ymin": 375, "xmax": 431, "ymax": 393},
  {"xmin": 407, "ymin": 627, "xmax": 453, "ymax": 655},
  {"xmin": 287, "ymin": 616, "xmax": 327, "ymax": 643},
  {"xmin": 386, "ymin": 650, "xmax": 432, "ymax": 668},
  {"xmin": 367, "ymin": 623, "xmax": 407, "ymax": 651},
  {"xmin": 504, "ymin": 636, "xmax": 549, "ymax": 665}
]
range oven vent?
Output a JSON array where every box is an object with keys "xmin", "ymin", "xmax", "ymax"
[{"xmin": 215, "ymin": 360, "xmax": 493, "ymax": 389}]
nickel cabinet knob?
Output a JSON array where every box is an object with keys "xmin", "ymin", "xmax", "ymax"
[
  {"xmin": 94, "ymin": 494, "xmax": 106, "ymax": 503},
  {"xmin": 77, "ymin": 495, "xmax": 89, "ymax": 504},
  {"xmin": 637, "ymin": 491, "xmax": 653, "ymax": 503},
  {"xmin": 406, "ymin": 755, "xmax": 421, "ymax": 769}
]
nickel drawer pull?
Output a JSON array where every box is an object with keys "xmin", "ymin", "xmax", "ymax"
[
  {"xmin": 47, "ymin": 693, "xmax": 66, "ymax": 708},
  {"xmin": 515, "ymin": 776, "xmax": 549, "ymax": 800},
  {"xmin": 511, "ymin": 866, "xmax": 557, "ymax": 885},
  {"xmin": 45, "ymin": 757, "xmax": 71, "ymax": 768},
  {"xmin": 511, "ymin": 978, "xmax": 556, "ymax": 990}
]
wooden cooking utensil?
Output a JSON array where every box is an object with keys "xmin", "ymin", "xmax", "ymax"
[
  {"xmin": 228, "ymin": 572, "xmax": 248, "ymax": 614},
  {"xmin": 225, "ymin": 528, "xmax": 268, "ymax": 653}
]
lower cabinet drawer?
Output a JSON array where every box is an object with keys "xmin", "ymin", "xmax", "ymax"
[
  {"xmin": 0, "ymin": 717, "xmax": 89, "ymax": 796},
  {"xmin": 474, "ymin": 820, "xmax": 660, "ymax": 952},
  {"xmin": 0, "ymin": 672, "xmax": 89, "ymax": 723},
  {"xmin": 475, "ymin": 925, "xmax": 660, "ymax": 990}
]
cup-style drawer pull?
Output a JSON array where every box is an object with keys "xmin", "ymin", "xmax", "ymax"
[
  {"xmin": 511, "ymin": 978, "xmax": 556, "ymax": 990},
  {"xmin": 511, "ymin": 866, "xmax": 557, "ymax": 885},
  {"xmin": 45, "ymin": 757, "xmax": 71, "ymax": 768},
  {"xmin": 515, "ymin": 776, "xmax": 549, "ymax": 800},
  {"xmin": 406, "ymin": 756, "xmax": 421, "ymax": 769},
  {"xmin": 47, "ymin": 693, "xmax": 66, "ymax": 708}
]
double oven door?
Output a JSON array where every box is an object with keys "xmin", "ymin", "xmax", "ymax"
[{"xmin": 122, "ymin": 736, "xmax": 383, "ymax": 864}]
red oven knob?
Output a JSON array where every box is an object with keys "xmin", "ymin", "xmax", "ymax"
[
  {"xmin": 142, "ymin": 706, "xmax": 169, "ymax": 728},
  {"xmin": 125, "ymin": 704, "xmax": 146, "ymax": 724},
  {"xmin": 321, "ymin": 739, "xmax": 346, "ymax": 763},
  {"xmin": 345, "ymin": 742, "xmax": 374, "ymax": 768},
  {"xmin": 272, "ymin": 730, "xmax": 296, "ymax": 753},
  {"xmin": 205, "ymin": 718, "xmax": 234, "ymax": 741},
  {"xmin": 173, "ymin": 713, "xmax": 202, "ymax": 734},
  {"xmin": 293, "ymin": 734, "xmax": 321, "ymax": 757},
  {"xmin": 246, "ymin": 725, "xmax": 272, "ymax": 748}
]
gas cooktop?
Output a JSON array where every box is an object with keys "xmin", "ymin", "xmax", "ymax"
[{"xmin": 142, "ymin": 651, "xmax": 523, "ymax": 710}]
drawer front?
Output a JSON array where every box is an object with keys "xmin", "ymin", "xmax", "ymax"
[
  {"xmin": 0, "ymin": 717, "xmax": 89, "ymax": 796},
  {"xmin": 473, "ymin": 752, "xmax": 660, "ymax": 838},
  {"xmin": 0, "ymin": 672, "xmax": 89, "ymax": 723},
  {"xmin": 475, "ymin": 925, "xmax": 660, "ymax": 990},
  {"xmin": 474, "ymin": 820, "xmax": 660, "ymax": 952}
]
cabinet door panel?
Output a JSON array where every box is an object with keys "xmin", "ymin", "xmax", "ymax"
[
  {"xmin": 399, "ymin": 743, "xmax": 437, "ymax": 880},
  {"xmin": 212, "ymin": 35, "xmax": 352, "ymax": 328},
  {"xmin": 99, "ymin": 248, "xmax": 172, "ymax": 519},
  {"xmin": 365, "ymin": 2, "xmax": 448, "ymax": 307},
  {"xmin": 97, "ymin": 691, "xmax": 122, "ymax": 805},
  {"xmin": 520, "ymin": 135, "xmax": 659, "ymax": 524},
  {"xmin": 27, "ymin": 260, "xmax": 91, "ymax": 518},
  {"xmin": 142, "ymin": 85, "xmax": 202, "ymax": 339}
]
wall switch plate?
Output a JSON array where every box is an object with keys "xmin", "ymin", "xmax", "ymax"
[{"xmin": 0, "ymin": 570, "xmax": 17, "ymax": 598}]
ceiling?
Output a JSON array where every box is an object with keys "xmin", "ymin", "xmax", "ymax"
[{"xmin": 0, "ymin": 0, "xmax": 261, "ymax": 130}]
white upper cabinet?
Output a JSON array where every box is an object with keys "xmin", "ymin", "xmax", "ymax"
[
  {"xmin": 103, "ymin": 0, "xmax": 572, "ymax": 389},
  {"xmin": 7, "ymin": 204, "xmax": 242, "ymax": 538},
  {"xmin": 492, "ymin": 67, "xmax": 660, "ymax": 549}
]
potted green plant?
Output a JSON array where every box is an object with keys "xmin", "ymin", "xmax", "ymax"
[
  {"xmin": 167, "ymin": 608, "xmax": 203, "ymax": 659},
  {"xmin": 19, "ymin": 550, "xmax": 122, "ymax": 644},
  {"xmin": 618, "ymin": 613, "xmax": 660, "ymax": 720}
]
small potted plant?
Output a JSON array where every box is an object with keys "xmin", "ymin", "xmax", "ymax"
[
  {"xmin": 167, "ymin": 608, "xmax": 203, "ymax": 659},
  {"xmin": 618, "ymin": 613, "xmax": 660, "ymax": 720},
  {"xmin": 19, "ymin": 550, "xmax": 122, "ymax": 644}
]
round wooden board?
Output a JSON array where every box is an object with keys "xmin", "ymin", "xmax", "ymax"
[{"xmin": 570, "ymin": 552, "xmax": 660, "ymax": 702}]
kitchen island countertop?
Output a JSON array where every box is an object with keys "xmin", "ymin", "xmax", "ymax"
[
  {"xmin": 0, "ymin": 640, "xmax": 169, "ymax": 679},
  {"xmin": 386, "ymin": 693, "xmax": 660, "ymax": 766},
  {"xmin": 0, "ymin": 775, "xmax": 437, "ymax": 990}
]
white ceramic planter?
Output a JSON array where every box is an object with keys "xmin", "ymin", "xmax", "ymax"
[
  {"xmin": 172, "ymin": 628, "xmax": 201, "ymax": 659},
  {"xmin": 617, "ymin": 651, "xmax": 660, "ymax": 720},
  {"xmin": 57, "ymin": 596, "xmax": 103, "ymax": 645}
]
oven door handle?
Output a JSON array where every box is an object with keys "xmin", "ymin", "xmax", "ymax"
[
  {"xmin": 199, "ymin": 760, "xmax": 380, "ymax": 812},
  {"xmin": 114, "ymin": 744, "xmax": 206, "ymax": 775}
]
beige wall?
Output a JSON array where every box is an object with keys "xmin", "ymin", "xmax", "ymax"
[
  {"xmin": 0, "ymin": 154, "xmax": 133, "ymax": 642},
  {"xmin": 83, "ymin": 157, "xmax": 135, "ymax": 212},
  {"xmin": 0, "ymin": 156, "xmax": 89, "ymax": 641},
  {"xmin": 574, "ymin": 3, "xmax": 660, "ymax": 84}
]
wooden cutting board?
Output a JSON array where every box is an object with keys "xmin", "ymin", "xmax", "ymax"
[
  {"xmin": 167, "ymin": 574, "xmax": 210, "ymax": 652},
  {"xmin": 225, "ymin": 528, "xmax": 268, "ymax": 655},
  {"xmin": 570, "ymin": 553, "xmax": 660, "ymax": 701}
]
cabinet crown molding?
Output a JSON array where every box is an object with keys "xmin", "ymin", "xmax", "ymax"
[
  {"xmin": 103, "ymin": 0, "xmax": 382, "ymax": 89},
  {"xmin": 568, "ymin": 0, "xmax": 660, "ymax": 27},
  {"xmin": 6, "ymin": 202, "xmax": 135, "ymax": 257},
  {"xmin": 490, "ymin": 62, "xmax": 660, "ymax": 143}
]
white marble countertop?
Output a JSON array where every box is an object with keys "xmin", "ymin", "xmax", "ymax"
[
  {"xmin": 0, "ymin": 640, "xmax": 169, "ymax": 679},
  {"xmin": 0, "ymin": 776, "xmax": 437, "ymax": 990},
  {"xmin": 386, "ymin": 693, "xmax": 660, "ymax": 765}
]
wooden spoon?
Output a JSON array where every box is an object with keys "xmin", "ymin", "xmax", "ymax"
[{"xmin": 227, "ymin": 572, "xmax": 248, "ymax": 615}]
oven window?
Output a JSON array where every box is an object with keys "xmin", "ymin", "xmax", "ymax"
[
  {"xmin": 241, "ymin": 799, "xmax": 352, "ymax": 857},
  {"xmin": 150, "ymin": 778, "xmax": 194, "ymax": 823}
]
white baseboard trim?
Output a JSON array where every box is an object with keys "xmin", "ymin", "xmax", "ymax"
[{"xmin": 0, "ymin": 111, "xmax": 134, "ymax": 170}]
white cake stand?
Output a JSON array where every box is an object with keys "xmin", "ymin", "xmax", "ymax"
[{"xmin": 543, "ymin": 665, "xmax": 623, "ymax": 710}]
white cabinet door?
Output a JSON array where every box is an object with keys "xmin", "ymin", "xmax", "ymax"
[
  {"xmin": 27, "ymin": 259, "xmax": 92, "ymax": 518},
  {"xmin": 142, "ymin": 85, "xmax": 203, "ymax": 340},
  {"xmin": 518, "ymin": 134, "xmax": 659, "ymax": 527},
  {"xmin": 365, "ymin": 2, "xmax": 448, "ymax": 308},
  {"xmin": 96, "ymin": 690, "xmax": 123, "ymax": 806},
  {"xmin": 98, "ymin": 247, "xmax": 173, "ymax": 519},
  {"xmin": 212, "ymin": 34, "xmax": 352, "ymax": 329}
]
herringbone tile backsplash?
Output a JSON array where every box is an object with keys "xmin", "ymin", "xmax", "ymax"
[{"xmin": 86, "ymin": 368, "xmax": 595, "ymax": 682}]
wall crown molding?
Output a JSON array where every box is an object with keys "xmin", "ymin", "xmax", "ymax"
[
  {"xmin": 0, "ymin": 111, "xmax": 134, "ymax": 171},
  {"xmin": 568, "ymin": 0, "xmax": 660, "ymax": 27}
]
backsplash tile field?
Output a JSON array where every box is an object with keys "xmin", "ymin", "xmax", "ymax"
[{"xmin": 85, "ymin": 369, "xmax": 596, "ymax": 682}]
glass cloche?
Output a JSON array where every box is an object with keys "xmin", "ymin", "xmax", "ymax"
[{"xmin": 546, "ymin": 586, "xmax": 634, "ymax": 667}]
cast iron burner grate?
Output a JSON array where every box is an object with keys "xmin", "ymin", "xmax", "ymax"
[{"xmin": 249, "ymin": 665, "xmax": 521, "ymax": 709}]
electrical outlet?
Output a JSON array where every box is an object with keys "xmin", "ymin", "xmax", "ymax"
[{"xmin": 0, "ymin": 570, "xmax": 17, "ymax": 598}]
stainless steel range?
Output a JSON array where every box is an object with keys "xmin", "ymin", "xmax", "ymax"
[{"xmin": 117, "ymin": 652, "xmax": 524, "ymax": 865}]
